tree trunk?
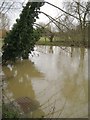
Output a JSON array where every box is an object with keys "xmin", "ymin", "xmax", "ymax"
[{"xmin": 49, "ymin": 34, "xmax": 54, "ymax": 42}]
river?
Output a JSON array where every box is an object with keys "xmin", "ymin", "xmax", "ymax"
[{"xmin": 2, "ymin": 45, "xmax": 88, "ymax": 118}]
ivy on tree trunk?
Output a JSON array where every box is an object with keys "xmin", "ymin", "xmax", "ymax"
[{"xmin": 2, "ymin": 2, "xmax": 44, "ymax": 64}]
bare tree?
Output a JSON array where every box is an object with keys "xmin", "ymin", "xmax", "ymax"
[
  {"xmin": 0, "ymin": 12, "xmax": 10, "ymax": 30},
  {"xmin": 44, "ymin": 0, "xmax": 89, "ymax": 43},
  {"xmin": 36, "ymin": 21, "xmax": 55, "ymax": 42},
  {"xmin": 0, "ymin": 0, "xmax": 27, "ymax": 29},
  {"xmin": 62, "ymin": 0, "xmax": 90, "ymax": 42}
]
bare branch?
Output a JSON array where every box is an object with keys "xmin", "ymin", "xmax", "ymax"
[
  {"xmin": 38, "ymin": 11, "xmax": 70, "ymax": 31},
  {"xmin": 45, "ymin": 1, "xmax": 79, "ymax": 20},
  {"xmin": 0, "ymin": 1, "xmax": 5, "ymax": 11},
  {"xmin": 4, "ymin": 2, "xmax": 15, "ymax": 14}
]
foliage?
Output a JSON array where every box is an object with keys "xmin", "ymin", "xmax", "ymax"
[
  {"xmin": 2, "ymin": 103, "xmax": 22, "ymax": 118},
  {"xmin": 2, "ymin": 2, "xmax": 44, "ymax": 64}
]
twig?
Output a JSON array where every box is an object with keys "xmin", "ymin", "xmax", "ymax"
[{"xmin": 57, "ymin": 97, "xmax": 67, "ymax": 117}]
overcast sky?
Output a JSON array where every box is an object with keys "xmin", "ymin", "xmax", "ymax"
[
  {"xmin": 5, "ymin": 0, "xmax": 88, "ymax": 29},
  {"xmin": 36, "ymin": 0, "xmax": 63, "ymax": 24},
  {"xmin": 7, "ymin": 0, "xmax": 63, "ymax": 28}
]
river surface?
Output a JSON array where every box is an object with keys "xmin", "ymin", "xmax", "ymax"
[{"xmin": 3, "ymin": 45, "xmax": 88, "ymax": 118}]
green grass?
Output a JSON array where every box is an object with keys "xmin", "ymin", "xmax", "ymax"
[
  {"xmin": 2, "ymin": 103, "xmax": 22, "ymax": 118},
  {"xmin": 0, "ymin": 39, "xmax": 3, "ymax": 50},
  {"xmin": 0, "ymin": 40, "xmax": 2, "ymax": 50},
  {"xmin": 36, "ymin": 37, "xmax": 88, "ymax": 48},
  {"xmin": 39, "ymin": 37, "xmax": 50, "ymax": 42}
]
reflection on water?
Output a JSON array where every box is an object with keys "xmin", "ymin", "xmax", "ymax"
[{"xmin": 3, "ymin": 45, "xmax": 88, "ymax": 118}]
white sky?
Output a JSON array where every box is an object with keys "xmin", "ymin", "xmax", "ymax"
[
  {"xmin": 36, "ymin": 0, "xmax": 63, "ymax": 24},
  {"xmin": 8, "ymin": 0, "xmax": 63, "ymax": 28},
  {"xmin": 7, "ymin": 0, "xmax": 88, "ymax": 29}
]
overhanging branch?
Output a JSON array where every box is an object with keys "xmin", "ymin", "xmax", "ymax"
[{"xmin": 45, "ymin": 1, "xmax": 79, "ymax": 20}]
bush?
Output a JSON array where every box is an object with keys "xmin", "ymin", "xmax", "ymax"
[{"xmin": 2, "ymin": 103, "xmax": 23, "ymax": 118}]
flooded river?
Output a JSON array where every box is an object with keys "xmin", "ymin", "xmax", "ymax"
[{"xmin": 3, "ymin": 45, "xmax": 88, "ymax": 118}]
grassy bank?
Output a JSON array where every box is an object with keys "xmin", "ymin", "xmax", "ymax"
[
  {"xmin": 36, "ymin": 37, "xmax": 88, "ymax": 48},
  {"xmin": 0, "ymin": 39, "xmax": 2, "ymax": 50},
  {"xmin": 2, "ymin": 103, "xmax": 21, "ymax": 118}
]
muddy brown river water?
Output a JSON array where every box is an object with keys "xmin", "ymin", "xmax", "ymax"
[{"xmin": 3, "ymin": 45, "xmax": 88, "ymax": 118}]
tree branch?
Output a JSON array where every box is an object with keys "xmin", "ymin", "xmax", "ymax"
[{"xmin": 45, "ymin": 1, "xmax": 79, "ymax": 20}]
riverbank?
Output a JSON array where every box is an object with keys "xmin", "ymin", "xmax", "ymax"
[
  {"xmin": 36, "ymin": 41, "xmax": 88, "ymax": 48},
  {"xmin": 36, "ymin": 37, "xmax": 89, "ymax": 48},
  {"xmin": 2, "ymin": 74, "xmax": 26, "ymax": 118},
  {"xmin": 0, "ymin": 39, "xmax": 2, "ymax": 50}
]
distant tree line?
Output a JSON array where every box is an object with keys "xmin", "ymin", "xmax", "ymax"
[{"xmin": 37, "ymin": 0, "xmax": 90, "ymax": 44}]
